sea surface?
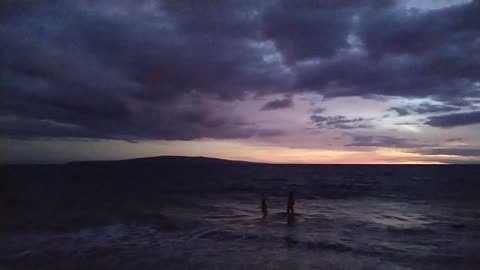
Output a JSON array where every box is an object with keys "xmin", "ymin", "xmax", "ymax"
[{"xmin": 1, "ymin": 162, "xmax": 480, "ymax": 269}]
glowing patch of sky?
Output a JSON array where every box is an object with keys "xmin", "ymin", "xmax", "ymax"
[
  {"xmin": 2, "ymin": 138, "xmax": 471, "ymax": 164},
  {"xmin": 402, "ymin": 0, "xmax": 472, "ymax": 11}
]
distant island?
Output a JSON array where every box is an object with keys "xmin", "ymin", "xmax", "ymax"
[{"xmin": 68, "ymin": 155, "xmax": 254, "ymax": 166}]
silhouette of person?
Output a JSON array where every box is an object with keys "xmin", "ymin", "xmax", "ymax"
[
  {"xmin": 287, "ymin": 191, "xmax": 295, "ymax": 214},
  {"xmin": 287, "ymin": 212, "xmax": 295, "ymax": 225},
  {"xmin": 261, "ymin": 193, "xmax": 268, "ymax": 216}
]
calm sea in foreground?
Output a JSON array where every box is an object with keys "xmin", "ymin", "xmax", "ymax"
[{"xmin": 1, "ymin": 161, "xmax": 480, "ymax": 269}]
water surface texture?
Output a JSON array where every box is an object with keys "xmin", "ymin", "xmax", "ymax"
[{"xmin": 1, "ymin": 159, "xmax": 480, "ymax": 269}]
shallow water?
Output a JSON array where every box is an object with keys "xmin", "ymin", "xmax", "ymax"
[{"xmin": 1, "ymin": 165, "xmax": 480, "ymax": 269}]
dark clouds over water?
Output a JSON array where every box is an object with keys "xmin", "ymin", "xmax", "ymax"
[{"xmin": 0, "ymin": 1, "xmax": 479, "ymax": 163}]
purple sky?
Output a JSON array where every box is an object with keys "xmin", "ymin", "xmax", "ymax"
[{"xmin": 1, "ymin": 0, "xmax": 479, "ymax": 164}]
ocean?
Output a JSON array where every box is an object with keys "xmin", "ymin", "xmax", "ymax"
[{"xmin": 1, "ymin": 158, "xmax": 480, "ymax": 269}]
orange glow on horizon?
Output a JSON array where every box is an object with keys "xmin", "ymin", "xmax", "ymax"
[
  {"xmin": 1, "ymin": 138, "xmax": 472, "ymax": 164},
  {"xmin": 140, "ymin": 140, "xmax": 462, "ymax": 164}
]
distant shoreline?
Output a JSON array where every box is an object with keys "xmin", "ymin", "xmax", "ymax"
[{"xmin": 2, "ymin": 155, "xmax": 479, "ymax": 166}]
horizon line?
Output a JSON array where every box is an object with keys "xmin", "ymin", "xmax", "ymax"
[{"xmin": 2, "ymin": 155, "xmax": 479, "ymax": 166}]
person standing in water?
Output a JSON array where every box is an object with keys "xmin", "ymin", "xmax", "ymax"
[
  {"xmin": 287, "ymin": 191, "xmax": 295, "ymax": 214},
  {"xmin": 261, "ymin": 193, "xmax": 268, "ymax": 216}
]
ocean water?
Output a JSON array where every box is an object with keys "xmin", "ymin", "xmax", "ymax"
[{"xmin": 1, "ymin": 164, "xmax": 480, "ymax": 269}]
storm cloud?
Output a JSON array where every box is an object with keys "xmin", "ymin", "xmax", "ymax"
[
  {"xmin": 310, "ymin": 115, "xmax": 370, "ymax": 130},
  {"xmin": 420, "ymin": 148, "xmax": 480, "ymax": 157},
  {"xmin": 1, "ymin": 0, "xmax": 479, "ymax": 141},
  {"xmin": 425, "ymin": 111, "xmax": 480, "ymax": 128},
  {"xmin": 261, "ymin": 98, "xmax": 293, "ymax": 110},
  {"xmin": 388, "ymin": 102, "xmax": 463, "ymax": 116},
  {"xmin": 346, "ymin": 135, "xmax": 432, "ymax": 148}
]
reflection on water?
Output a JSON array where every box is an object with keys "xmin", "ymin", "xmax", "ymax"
[
  {"xmin": 287, "ymin": 213, "xmax": 295, "ymax": 226},
  {"xmin": 2, "ymin": 194, "xmax": 479, "ymax": 269},
  {"xmin": 2, "ymin": 163, "xmax": 480, "ymax": 269}
]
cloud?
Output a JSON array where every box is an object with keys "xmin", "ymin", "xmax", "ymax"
[
  {"xmin": 346, "ymin": 134, "xmax": 432, "ymax": 148},
  {"xmin": 261, "ymin": 0, "xmax": 356, "ymax": 62},
  {"xmin": 359, "ymin": 1, "xmax": 480, "ymax": 59},
  {"xmin": 410, "ymin": 103, "xmax": 462, "ymax": 114},
  {"xmin": 425, "ymin": 111, "xmax": 480, "ymax": 128},
  {"xmin": 310, "ymin": 107, "xmax": 326, "ymax": 114},
  {"xmin": 1, "ymin": 0, "xmax": 479, "ymax": 141},
  {"xmin": 388, "ymin": 102, "xmax": 462, "ymax": 116},
  {"xmin": 311, "ymin": 115, "xmax": 370, "ymax": 129},
  {"xmin": 0, "ymin": 0, "xmax": 289, "ymax": 140},
  {"xmin": 420, "ymin": 148, "xmax": 480, "ymax": 157},
  {"xmin": 389, "ymin": 107, "xmax": 410, "ymax": 116},
  {"xmin": 0, "ymin": 93, "xmax": 282, "ymax": 140},
  {"xmin": 260, "ymin": 98, "xmax": 293, "ymax": 110},
  {"xmin": 394, "ymin": 122, "xmax": 421, "ymax": 126},
  {"xmin": 295, "ymin": 1, "xmax": 480, "ymax": 100}
]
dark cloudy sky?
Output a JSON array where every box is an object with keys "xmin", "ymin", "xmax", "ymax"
[{"xmin": 1, "ymin": 0, "xmax": 479, "ymax": 164}]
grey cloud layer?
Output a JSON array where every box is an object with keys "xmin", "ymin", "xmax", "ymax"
[
  {"xmin": 346, "ymin": 134, "xmax": 432, "ymax": 148},
  {"xmin": 425, "ymin": 111, "xmax": 480, "ymax": 127},
  {"xmin": 420, "ymin": 148, "xmax": 480, "ymax": 157},
  {"xmin": 388, "ymin": 102, "xmax": 463, "ymax": 116},
  {"xmin": 311, "ymin": 115, "xmax": 370, "ymax": 130},
  {"xmin": 261, "ymin": 98, "xmax": 293, "ymax": 110},
  {"xmin": 1, "ymin": 0, "xmax": 479, "ymax": 140}
]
